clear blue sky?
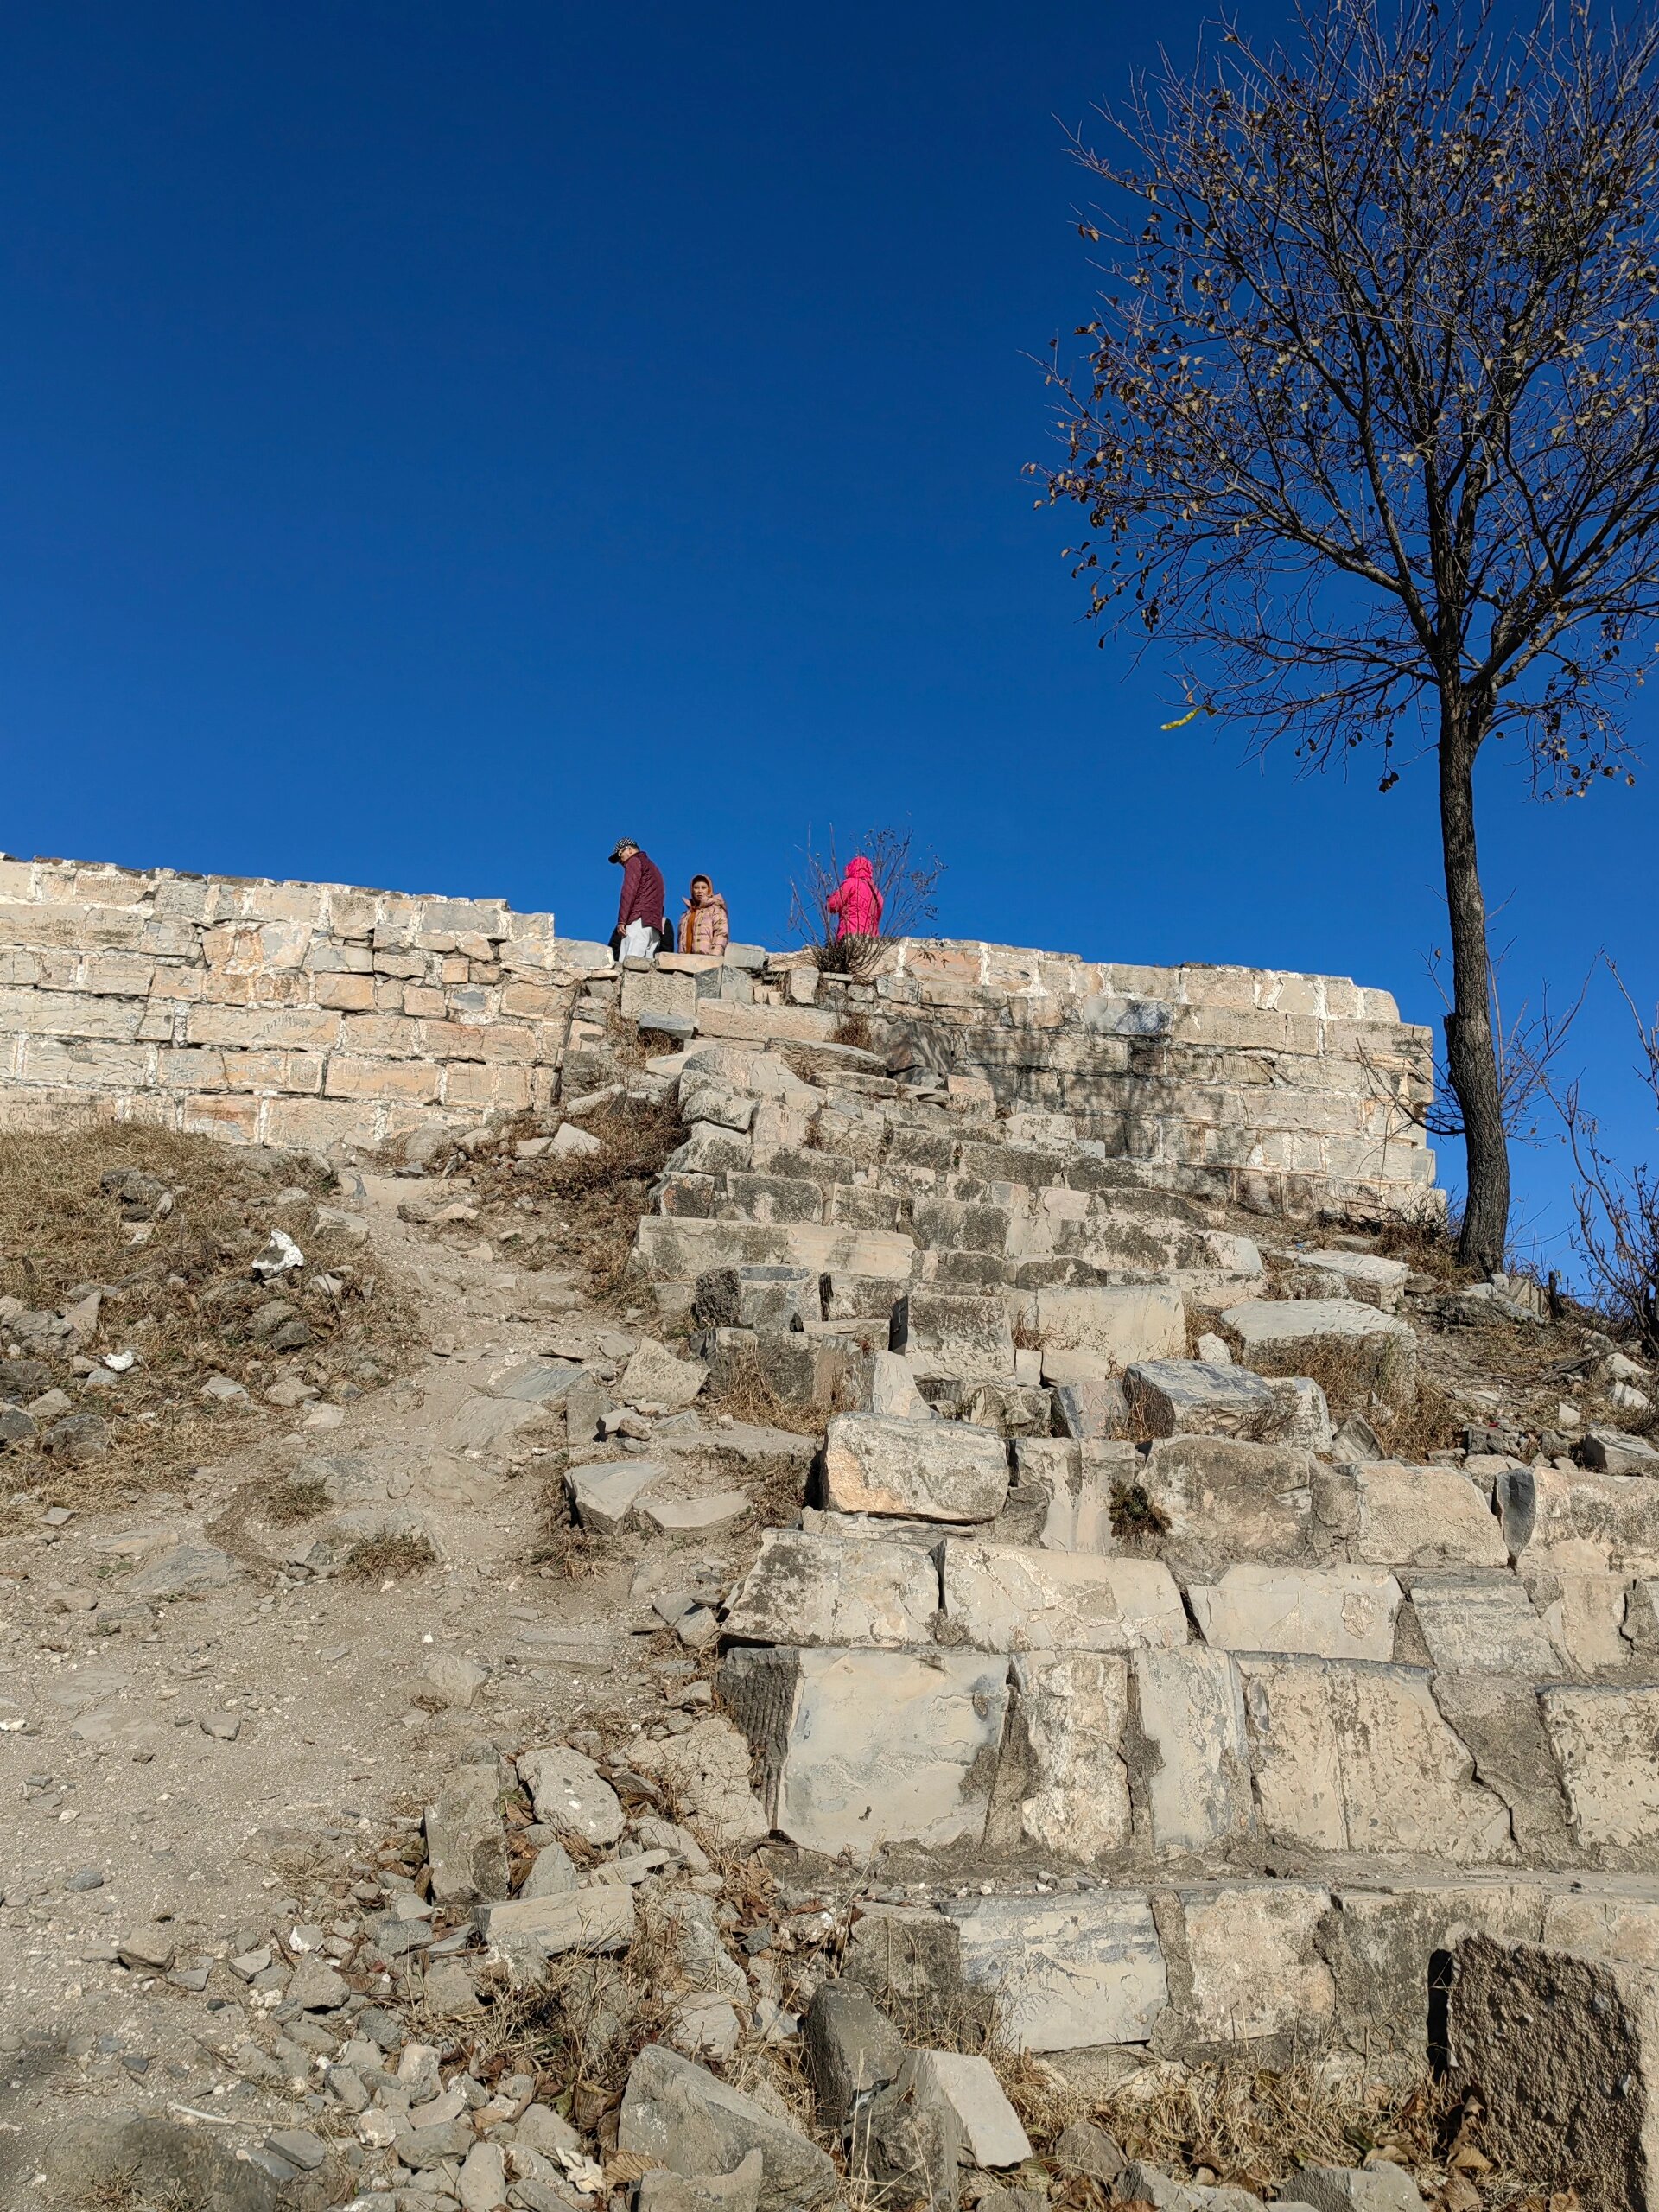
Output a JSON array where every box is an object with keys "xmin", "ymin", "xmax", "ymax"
[{"xmin": 2, "ymin": 1, "xmax": 1654, "ymax": 1272}]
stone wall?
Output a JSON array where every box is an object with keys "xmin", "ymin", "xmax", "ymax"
[
  {"xmin": 0, "ymin": 854, "xmax": 611, "ymax": 1152},
  {"xmin": 0, "ymin": 857, "xmax": 1437, "ymax": 1218},
  {"xmin": 773, "ymin": 938, "xmax": 1438, "ymax": 1222}
]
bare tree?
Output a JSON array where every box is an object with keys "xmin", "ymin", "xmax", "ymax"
[
  {"xmin": 1408, "ymin": 940, "xmax": 1592, "ymax": 1145},
  {"xmin": 1036, "ymin": 0, "xmax": 1657, "ymax": 1272},
  {"xmin": 1558, "ymin": 962, "xmax": 1659, "ymax": 1355},
  {"xmin": 788, "ymin": 825, "xmax": 946, "ymax": 982}
]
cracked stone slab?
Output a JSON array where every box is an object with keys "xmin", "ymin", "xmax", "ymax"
[
  {"xmin": 1187, "ymin": 1565, "xmax": 1403, "ymax": 1662},
  {"xmin": 820, "ymin": 1414, "xmax": 1009, "ymax": 1522},
  {"xmin": 942, "ymin": 1891, "xmax": 1167, "ymax": 2053},
  {"xmin": 719, "ymin": 1644, "xmax": 1009, "ymax": 1856},
  {"xmin": 939, "ymin": 1542, "xmax": 1185, "ymax": 1652},
  {"xmin": 1238, "ymin": 1656, "xmax": 1515, "ymax": 1864},
  {"xmin": 1408, "ymin": 1580, "xmax": 1561, "ymax": 1674},
  {"xmin": 722, "ymin": 1529, "xmax": 940, "ymax": 1649}
]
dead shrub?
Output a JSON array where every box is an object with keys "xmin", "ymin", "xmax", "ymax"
[
  {"xmin": 832, "ymin": 1013, "xmax": 877, "ymax": 1052},
  {"xmin": 531, "ymin": 1463, "xmax": 605, "ymax": 1578},
  {"xmin": 0, "ymin": 1121, "xmax": 413, "ymax": 1504},
  {"xmin": 1060, "ymin": 2059, "xmax": 1541, "ymax": 2206},
  {"xmin": 260, "ymin": 1475, "xmax": 327, "ymax": 1525},
  {"xmin": 703, "ymin": 1341, "xmax": 835, "ymax": 1437},
  {"xmin": 1371, "ymin": 1374, "xmax": 1464, "ymax": 1462},
  {"xmin": 343, "ymin": 1531, "xmax": 437, "ymax": 1583},
  {"xmin": 1109, "ymin": 1478, "xmax": 1171, "ymax": 1542},
  {"xmin": 1254, "ymin": 1332, "xmax": 1414, "ymax": 1418},
  {"xmin": 470, "ymin": 1095, "xmax": 685, "ymax": 1306},
  {"xmin": 1371, "ymin": 1211, "xmax": 1477, "ymax": 1286}
]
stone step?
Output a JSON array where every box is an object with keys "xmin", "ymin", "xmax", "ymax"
[
  {"xmin": 716, "ymin": 1618, "xmax": 1659, "ymax": 1873},
  {"xmin": 840, "ymin": 1866, "xmax": 1659, "ymax": 2060},
  {"xmin": 630, "ymin": 1216, "xmax": 915, "ymax": 1298}
]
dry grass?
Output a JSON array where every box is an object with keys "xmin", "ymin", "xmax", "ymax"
[
  {"xmin": 702, "ymin": 1342, "xmax": 833, "ymax": 1437},
  {"xmin": 1370, "ymin": 1373, "xmax": 1465, "ymax": 1461},
  {"xmin": 343, "ymin": 1531, "xmax": 437, "ymax": 1582},
  {"xmin": 259, "ymin": 1473, "xmax": 327, "ymax": 1524},
  {"xmin": 995, "ymin": 2057, "xmax": 1548, "ymax": 2207},
  {"xmin": 467, "ymin": 1095, "xmax": 686, "ymax": 1306},
  {"xmin": 0, "ymin": 1121, "xmax": 414, "ymax": 1505},
  {"xmin": 1371, "ymin": 1213, "xmax": 1478, "ymax": 1286},
  {"xmin": 1250, "ymin": 1332, "xmax": 1463, "ymax": 1460},
  {"xmin": 832, "ymin": 1013, "xmax": 877, "ymax": 1052},
  {"xmin": 530, "ymin": 1461, "xmax": 607, "ymax": 1577},
  {"xmin": 1109, "ymin": 1478, "xmax": 1172, "ymax": 1542}
]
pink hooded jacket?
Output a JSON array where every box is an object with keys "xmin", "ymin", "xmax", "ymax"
[{"xmin": 825, "ymin": 855, "xmax": 884, "ymax": 939}]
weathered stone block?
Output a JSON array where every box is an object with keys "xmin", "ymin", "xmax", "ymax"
[
  {"xmin": 1031, "ymin": 1284, "xmax": 1185, "ymax": 1366},
  {"xmin": 1132, "ymin": 1647, "xmax": 1254, "ymax": 1853},
  {"xmin": 619, "ymin": 2044, "xmax": 838, "ymax": 2212},
  {"xmin": 943, "ymin": 1891, "xmax": 1167, "ymax": 2054},
  {"xmin": 893, "ymin": 1291, "xmax": 1014, "ymax": 1383},
  {"xmin": 1170, "ymin": 1883, "xmax": 1337, "ymax": 2050},
  {"xmin": 693, "ymin": 1265, "xmax": 816, "ymax": 1333},
  {"xmin": 1289, "ymin": 1249, "xmax": 1410, "ymax": 1313},
  {"xmin": 992, "ymin": 1651, "xmax": 1132, "ymax": 1859},
  {"xmin": 1408, "ymin": 1579, "xmax": 1560, "ymax": 1674},
  {"xmin": 1238, "ymin": 1657, "xmax": 1513, "ymax": 1863},
  {"xmin": 1219, "ymin": 1298, "xmax": 1417, "ymax": 1398},
  {"xmin": 819, "ymin": 1414, "xmax": 1008, "ymax": 1522},
  {"xmin": 424, "ymin": 1765, "xmax": 509, "ymax": 1908},
  {"xmin": 1346, "ymin": 1464, "xmax": 1508, "ymax": 1569},
  {"xmin": 721, "ymin": 1530, "xmax": 939, "ymax": 1649},
  {"xmin": 1540, "ymin": 1685, "xmax": 1659, "ymax": 1853},
  {"xmin": 719, "ymin": 1645, "xmax": 1009, "ymax": 1855},
  {"xmin": 939, "ymin": 1542, "xmax": 1185, "ymax": 1652},
  {"xmin": 1446, "ymin": 1931, "xmax": 1659, "ymax": 2212},
  {"xmin": 1131, "ymin": 1438, "xmax": 1323, "ymax": 1574},
  {"xmin": 1123, "ymin": 1358, "xmax": 1287, "ymax": 1440},
  {"xmin": 1187, "ymin": 1566, "xmax": 1403, "ymax": 1662},
  {"xmin": 482, "ymin": 1885, "xmax": 636, "ymax": 1960}
]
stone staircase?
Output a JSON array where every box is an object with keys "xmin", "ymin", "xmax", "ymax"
[{"xmin": 588, "ymin": 952, "xmax": 1659, "ymax": 2075}]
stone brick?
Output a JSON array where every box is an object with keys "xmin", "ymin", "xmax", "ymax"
[
  {"xmin": 263, "ymin": 1096, "xmax": 381, "ymax": 1149},
  {"xmin": 1173, "ymin": 1883, "xmax": 1336, "ymax": 2047},
  {"xmin": 180, "ymin": 1093, "xmax": 261, "ymax": 1141},
  {"xmin": 0, "ymin": 987, "xmax": 145, "ymax": 1042},
  {"xmin": 159, "ymin": 1047, "xmax": 226, "ymax": 1090},
  {"xmin": 440, "ymin": 1060, "xmax": 531, "ymax": 1111},
  {"xmin": 402, "ymin": 984, "xmax": 447, "ymax": 1018},
  {"xmin": 1238, "ymin": 1656, "xmax": 1512, "ymax": 1863},
  {"xmin": 943, "ymin": 1891, "xmax": 1167, "ymax": 2054},
  {"xmin": 79, "ymin": 952, "xmax": 157, "ymax": 997},
  {"xmin": 721, "ymin": 1645, "xmax": 1010, "ymax": 1856},
  {"xmin": 323, "ymin": 1057, "xmax": 441, "ymax": 1103},
  {"xmin": 418, "ymin": 1018, "xmax": 535, "ymax": 1063},
  {"xmin": 186, "ymin": 1006, "xmax": 339, "ymax": 1052},
  {"xmin": 144, "ymin": 963, "xmax": 203, "ymax": 1002},
  {"xmin": 222, "ymin": 1050, "xmax": 325, "ymax": 1095},
  {"xmin": 334, "ymin": 1013, "xmax": 424, "ymax": 1058},
  {"xmin": 18, "ymin": 1037, "xmax": 150, "ymax": 1088},
  {"xmin": 312, "ymin": 973, "xmax": 376, "ymax": 1011}
]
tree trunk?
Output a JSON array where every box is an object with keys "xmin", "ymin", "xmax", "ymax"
[{"xmin": 1439, "ymin": 702, "xmax": 1510, "ymax": 1274}]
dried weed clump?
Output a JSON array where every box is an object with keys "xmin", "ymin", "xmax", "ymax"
[
  {"xmin": 702, "ymin": 1341, "xmax": 836, "ymax": 1438},
  {"xmin": 1030, "ymin": 2058, "xmax": 1547, "ymax": 2206},
  {"xmin": 468, "ymin": 1094, "xmax": 686, "ymax": 1306},
  {"xmin": 0, "ymin": 1121, "xmax": 412, "ymax": 1504},
  {"xmin": 343, "ymin": 1531, "xmax": 437, "ymax": 1583}
]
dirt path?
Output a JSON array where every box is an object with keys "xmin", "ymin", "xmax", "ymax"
[{"xmin": 0, "ymin": 1164, "xmax": 782, "ymax": 2205}]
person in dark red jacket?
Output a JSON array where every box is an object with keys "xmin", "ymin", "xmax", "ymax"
[{"xmin": 608, "ymin": 838, "xmax": 666, "ymax": 960}]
